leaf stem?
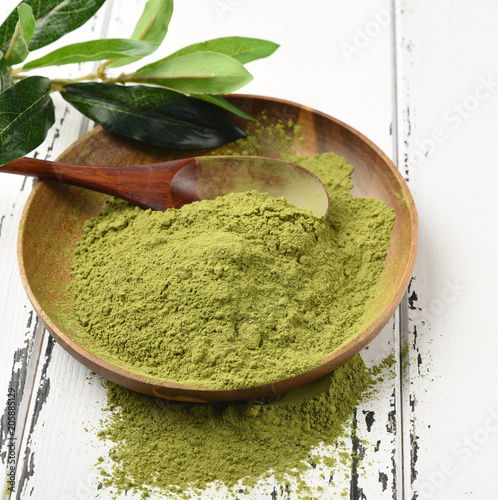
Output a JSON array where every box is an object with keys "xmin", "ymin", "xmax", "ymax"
[
  {"xmin": 47, "ymin": 73, "xmax": 99, "ymax": 92},
  {"xmin": 96, "ymin": 59, "xmax": 115, "ymax": 79},
  {"xmin": 120, "ymin": 74, "xmax": 216, "ymax": 82},
  {"xmin": 48, "ymin": 72, "xmax": 131, "ymax": 89},
  {"xmin": 4, "ymin": 22, "xmax": 20, "ymax": 62},
  {"xmin": 36, "ymin": 71, "xmax": 216, "ymax": 94},
  {"xmin": 10, "ymin": 66, "xmax": 24, "ymax": 77},
  {"xmin": 51, "ymin": 83, "xmax": 65, "ymax": 93},
  {"xmin": 50, "ymin": 73, "xmax": 98, "ymax": 86},
  {"xmin": 102, "ymin": 72, "xmax": 134, "ymax": 84}
]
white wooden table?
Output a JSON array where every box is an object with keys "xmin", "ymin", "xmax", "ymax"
[{"xmin": 1, "ymin": 1, "xmax": 496, "ymax": 498}]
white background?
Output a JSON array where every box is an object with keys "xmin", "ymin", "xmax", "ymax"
[{"xmin": 1, "ymin": 1, "xmax": 497, "ymax": 498}]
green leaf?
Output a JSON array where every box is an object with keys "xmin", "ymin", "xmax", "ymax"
[
  {"xmin": 0, "ymin": 53, "xmax": 13, "ymax": 92},
  {"xmin": 29, "ymin": 0, "xmax": 107, "ymax": 51},
  {"xmin": 24, "ymin": 38, "xmax": 158, "ymax": 69},
  {"xmin": 60, "ymin": 83, "xmax": 246, "ymax": 148},
  {"xmin": 0, "ymin": 0, "xmax": 106, "ymax": 52},
  {"xmin": 162, "ymin": 36, "xmax": 279, "ymax": 65},
  {"xmin": 0, "ymin": 76, "xmax": 55, "ymax": 165},
  {"xmin": 133, "ymin": 51, "xmax": 253, "ymax": 94},
  {"xmin": 5, "ymin": 4, "xmax": 35, "ymax": 66},
  {"xmin": 1, "ymin": 0, "xmax": 60, "ymax": 49},
  {"xmin": 195, "ymin": 94, "xmax": 254, "ymax": 121},
  {"xmin": 107, "ymin": 0, "xmax": 173, "ymax": 68}
]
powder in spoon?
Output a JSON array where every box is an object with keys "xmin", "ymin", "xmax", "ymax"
[{"xmin": 68, "ymin": 151, "xmax": 394, "ymax": 389}]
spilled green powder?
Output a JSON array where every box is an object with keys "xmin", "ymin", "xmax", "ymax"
[
  {"xmin": 96, "ymin": 354, "xmax": 378, "ymax": 499},
  {"xmin": 80, "ymin": 119, "xmax": 398, "ymax": 498},
  {"xmin": 69, "ymin": 150, "xmax": 394, "ymax": 389}
]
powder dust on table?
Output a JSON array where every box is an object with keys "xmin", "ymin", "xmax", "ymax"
[
  {"xmin": 95, "ymin": 353, "xmax": 387, "ymax": 499},
  {"xmin": 69, "ymin": 139, "xmax": 394, "ymax": 390}
]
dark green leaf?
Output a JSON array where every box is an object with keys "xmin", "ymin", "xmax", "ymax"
[
  {"xmin": 133, "ymin": 51, "xmax": 253, "ymax": 94},
  {"xmin": 29, "ymin": 0, "xmax": 107, "ymax": 51},
  {"xmin": 0, "ymin": 0, "xmax": 106, "ymax": 52},
  {"xmin": 24, "ymin": 38, "xmax": 158, "ymax": 69},
  {"xmin": 0, "ymin": 53, "xmax": 13, "ymax": 92},
  {"xmin": 0, "ymin": 76, "xmax": 55, "ymax": 165},
  {"xmin": 107, "ymin": 0, "xmax": 173, "ymax": 68},
  {"xmin": 5, "ymin": 4, "xmax": 35, "ymax": 66},
  {"xmin": 195, "ymin": 94, "xmax": 254, "ymax": 120},
  {"xmin": 60, "ymin": 83, "xmax": 246, "ymax": 148},
  {"xmin": 161, "ymin": 36, "xmax": 279, "ymax": 65},
  {"xmin": 1, "ymin": 0, "xmax": 60, "ymax": 49}
]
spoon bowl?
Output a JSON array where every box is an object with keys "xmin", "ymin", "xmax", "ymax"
[{"xmin": 2, "ymin": 155, "xmax": 329, "ymax": 217}]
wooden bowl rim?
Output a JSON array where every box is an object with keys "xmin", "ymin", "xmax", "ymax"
[{"xmin": 17, "ymin": 94, "xmax": 418, "ymax": 402}]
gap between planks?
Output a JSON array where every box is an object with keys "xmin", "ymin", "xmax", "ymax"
[{"xmin": 392, "ymin": 0, "xmax": 408, "ymax": 498}]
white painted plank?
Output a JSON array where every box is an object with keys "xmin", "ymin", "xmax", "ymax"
[
  {"xmin": 396, "ymin": 1, "xmax": 498, "ymax": 498},
  {"xmin": 4, "ymin": 0, "xmax": 402, "ymax": 498},
  {"xmin": 0, "ymin": 0, "xmax": 116, "ymax": 496}
]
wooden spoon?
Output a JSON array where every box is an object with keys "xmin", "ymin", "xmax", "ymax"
[{"xmin": 1, "ymin": 156, "xmax": 330, "ymax": 217}]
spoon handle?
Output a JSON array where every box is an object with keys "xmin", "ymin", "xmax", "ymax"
[{"xmin": 1, "ymin": 157, "xmax": 195, "ymax": 210}]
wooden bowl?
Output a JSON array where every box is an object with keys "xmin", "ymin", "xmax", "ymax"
[{"xmin": 17, "ymin": 95, "xmax": 417, "ymax": 402}]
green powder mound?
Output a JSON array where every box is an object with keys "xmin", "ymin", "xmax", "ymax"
[
  {"xmin": 69, "ymin": 151, "xmax": 394, "ymax": 389},
  {"xmin": 96, "ymin": 354, "xmax": 373, "ymax": 499}
]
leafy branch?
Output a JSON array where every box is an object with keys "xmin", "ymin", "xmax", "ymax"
[{"xmin": 0, "ymin": 0, "xmax": 279, "ymax": 165}]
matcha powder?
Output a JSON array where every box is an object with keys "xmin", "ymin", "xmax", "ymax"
[
  {"xmin": 69, "ymin": 151, "xmax": 394, "ymax": 390},
  {"xmin": 76, "ymin": 121, "xmax": 398, "ymax": 499},
  {"xmin": 96, "ymin": 354, "xmax": 389, "ymax": 499}
]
